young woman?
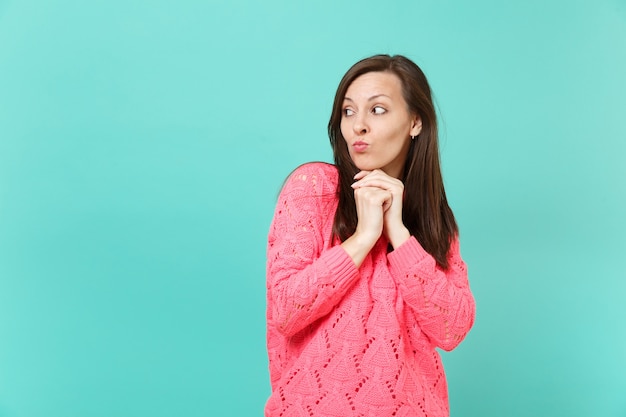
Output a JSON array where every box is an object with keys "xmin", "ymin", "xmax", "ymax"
[{"xmin": 265, "ymin": 54, "xmax": 475, "ymax": 417}]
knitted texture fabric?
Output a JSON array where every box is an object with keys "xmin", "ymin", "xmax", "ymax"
[{"xmin": 265, "ymin": 162, "xmax": 475, "ymax": 417}]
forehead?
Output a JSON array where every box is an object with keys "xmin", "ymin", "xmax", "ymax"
[{"xmin": 344, "ymin": 71, "xmax": 403, "ymax": 100}]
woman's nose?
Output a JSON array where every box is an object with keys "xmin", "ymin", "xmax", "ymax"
[{"xmin": 353, "ymin": 115, "xmax": 368, "ymax": 135}]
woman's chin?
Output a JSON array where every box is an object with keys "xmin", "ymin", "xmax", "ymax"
[{"xmin": 352, "ymin": 162, "xmax": 381, "ymax": 172}]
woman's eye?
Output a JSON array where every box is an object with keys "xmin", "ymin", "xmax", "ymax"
[
  {"xmin": 372, "ymin": 106, "xmax": 386, "ymax": 115},
  {"xmin": 343, "ymin": 108, "xmax": 355, "ymax": 116}
]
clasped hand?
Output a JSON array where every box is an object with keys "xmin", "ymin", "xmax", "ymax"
[{"xmin": 351, "ymin": 170, "xmax": 410, "ymax": 250}]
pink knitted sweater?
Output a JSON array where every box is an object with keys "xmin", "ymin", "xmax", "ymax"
[{"xmin": 265, "ymin": 162, "xmax": 475, "ymax": 417}]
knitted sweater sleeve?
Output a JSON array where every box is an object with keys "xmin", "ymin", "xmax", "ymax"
[
  {"xmin": 267, "ymin": 164, "xmax": 360, "ymax": 337},
  {"xmin": 387, "ymin": 236, "xmax": 475, "ymax": 351}
]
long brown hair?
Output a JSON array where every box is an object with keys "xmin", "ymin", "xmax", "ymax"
[{"xmin": 328, "ymin": 54, "xmax": 458, "ymax": 269}]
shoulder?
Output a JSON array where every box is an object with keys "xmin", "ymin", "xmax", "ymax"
[
  {"xmin": 271, "ymin": 163, "xmax": 338, "ymax": 229},
  {"xmin": 281, "ymin": 162, "xmax": 338, "ymax": 196},
  {"xmin": 289, "ymin": 162, "xmax": 338, "ymax": 182}
]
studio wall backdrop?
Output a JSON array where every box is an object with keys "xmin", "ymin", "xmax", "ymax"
[{"xmin": 1, "ymin": 0, "xmax": 625, "ymax": 416}]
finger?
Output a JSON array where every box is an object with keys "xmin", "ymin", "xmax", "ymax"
[
  {"xmin": 354, "ymin": 186, "xmax": 392, "ymax": 206},
  {"xmin": 382, "ymin": 192, "xmax": 393, "ymax": 212},
  {"xmin": 352, "ymin": 177, "xmax": 402, "ymax": 191},
  {"xmin": 369, "ymin": 169, "xmax": 395, "ymax": 180},
  {"xmin": 353, "ymin": 171, "xmax": 371, "ymax": 181},
  {"xmin": 354, "ymin": 170, "xmax": 401, "ymax": 184}
]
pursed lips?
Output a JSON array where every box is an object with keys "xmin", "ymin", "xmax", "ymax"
[{"xmin": 353, "ymin": 141, "xmax": 368, "ymax": 152}]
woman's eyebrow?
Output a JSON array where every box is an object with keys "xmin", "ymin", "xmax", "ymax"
[{"xmin": 343, "ymin": 94, "xmax": 391, "ymax": 102}]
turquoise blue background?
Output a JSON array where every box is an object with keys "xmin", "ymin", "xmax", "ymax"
[{"xmin": 1, "ymin": 0, "xmax": 625, "ymax": 415}]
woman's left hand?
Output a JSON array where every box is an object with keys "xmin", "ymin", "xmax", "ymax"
[{"xmin": 352, "ymin": 170, "xmax": 411, "ymax": 249}]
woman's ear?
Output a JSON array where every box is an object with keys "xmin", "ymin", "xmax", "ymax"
[{"xmin": 410, "ymin": 116, "xmax": 423, "ymax": 137}]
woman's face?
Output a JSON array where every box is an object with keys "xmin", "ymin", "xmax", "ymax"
[{"xmin": 340, "ymin": 71, "xmax": 422, "ymax": 178}]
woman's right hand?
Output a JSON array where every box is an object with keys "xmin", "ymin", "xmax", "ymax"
[{"xmin": 341, "ymin": 179, "xmax": 392, "ymax": 267}]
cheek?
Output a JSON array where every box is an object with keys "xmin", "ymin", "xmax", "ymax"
[{"xmin": 389, "ymin": 121, "xmax": 410, "ymax": 143}]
